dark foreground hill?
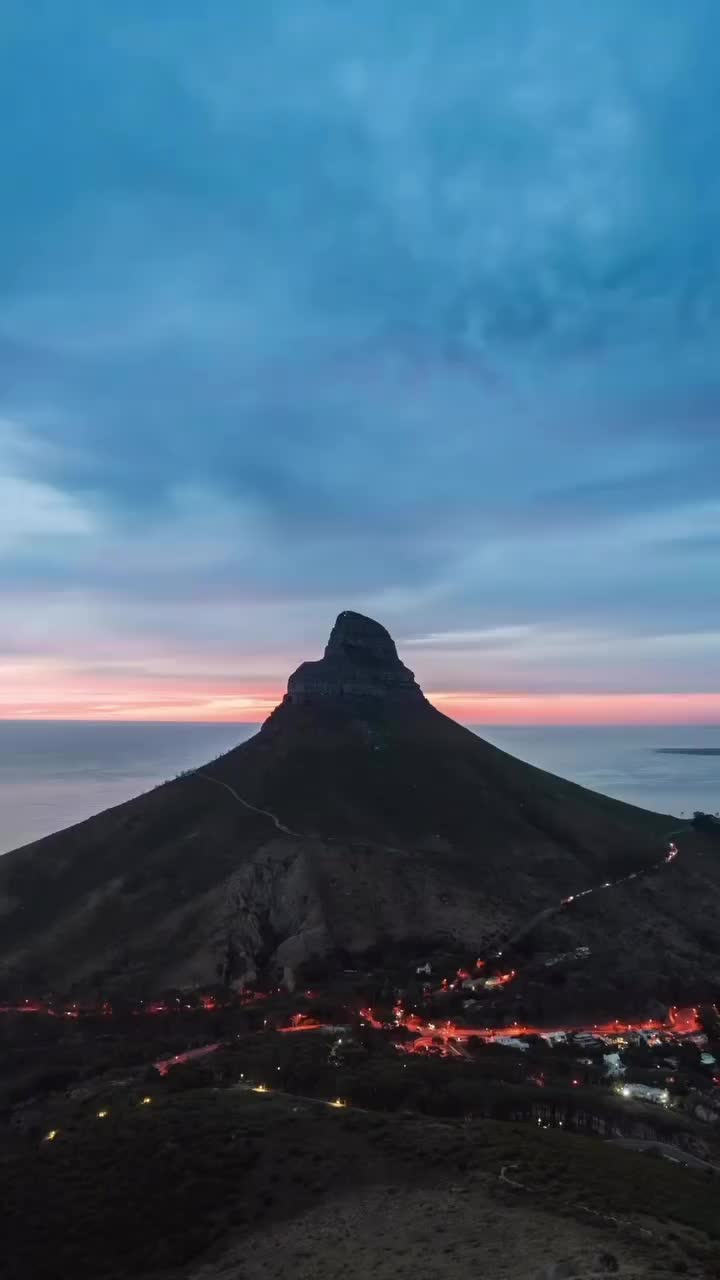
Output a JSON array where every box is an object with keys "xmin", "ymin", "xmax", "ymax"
[
  {"xmin": 3, "ymin": 1084, "xmax": 718, "ymax": 1280},
  {"xmin": 0, "ymin": 611, "xmax": 719, "ymax": 1005},
  {"xmin": 5, "ymin": 1080, "xmax": 717, "ymax": 1280}
]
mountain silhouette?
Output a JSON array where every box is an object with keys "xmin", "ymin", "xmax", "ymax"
[{"xmin": 0, "ymin": 612, "xmax": 717, "ymax": 1008}]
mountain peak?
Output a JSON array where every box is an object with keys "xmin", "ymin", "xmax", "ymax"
[
  {"xmin": 285, "ymin": 611, "xmax": 425, "ymax": 707},
  {"xmin": 324, "ymin": 611, "xmax": 400, "ymax": 664}
]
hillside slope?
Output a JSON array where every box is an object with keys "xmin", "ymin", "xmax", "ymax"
[{"xmin": 0, "ymin": 612, "xmax": 717, "ymax": 1002}]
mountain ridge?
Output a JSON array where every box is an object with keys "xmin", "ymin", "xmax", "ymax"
[{"xmin": 0, "ymin": 611, "xmax": 717, "ymax": 1012}]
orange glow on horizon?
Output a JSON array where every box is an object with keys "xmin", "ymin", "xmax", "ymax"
[
  {"xmin": 429, "ymin": 690, "xmax": 720, "ymax": 726},
  {"xmin": 0, "ymin": 665, "xmax": 718, "ymax": 726}
]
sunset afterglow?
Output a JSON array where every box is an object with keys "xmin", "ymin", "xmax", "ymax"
[
  {"xmin": 1, "ymin": 5, "xmax": 718, "ymax": 725},
  {"xmin": 1, "ymin": 663, "xmax": 719, "ymax": 725}
]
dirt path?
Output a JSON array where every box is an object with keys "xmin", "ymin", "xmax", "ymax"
[
  {"xmin": 193, "ymin": 772, "xmax": 303, "ymax": 838},
  {"xmin": 192, "ymin": 769, "xmax": 406, "ymax": 853},
  {"xmin": 193, "ymin": 767, "xmax": 686, "ymax": 972}
]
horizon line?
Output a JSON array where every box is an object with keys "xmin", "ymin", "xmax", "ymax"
[
  {"xmin": 1, "ymin": 688, "xmax": 719, "ymax": 728},
  {"xmin": 0, "ymin": 718, "xmax": 719, "ymax": 729}
]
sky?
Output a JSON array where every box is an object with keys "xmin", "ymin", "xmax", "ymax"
[{"xmin": 1, "ymin": 2, "xmax": 719, "ymax": 725}]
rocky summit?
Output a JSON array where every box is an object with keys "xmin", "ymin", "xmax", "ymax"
[
  {"xmin": 0, "ymin": 612, "xmax": 719, "ymax": 1012},
  {"xmin": 286, "ymin": 611, "xmax": 425, "ymax": 706}
]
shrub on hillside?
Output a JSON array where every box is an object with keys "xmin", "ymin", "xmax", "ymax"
[{"xmin": 165, "ymin": 1062, "xmax": 215, "ymax": 1091}]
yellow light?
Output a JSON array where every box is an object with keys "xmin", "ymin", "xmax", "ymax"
[
  {"xmin": 252, "ymin": 1084, "xmax": 268, "ymax": 1093},
  {"xmin": 97, "ymin": 1109, "xmax": 108, "ymax": 1118},
  {"xmin": 329, "ymin": 1098, "xmax": 347, "ymax": 1108},
  {"xmin": 44, "ymin": 1129, "xmax": 58, "ymax": 1142},
  {"xmin": 140, "ymin": 1096, "xmax": 152, "ymax": 1105}
]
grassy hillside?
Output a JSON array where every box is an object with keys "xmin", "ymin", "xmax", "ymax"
[{"xmin": 2, "ymin": 1085, "xmax": 719, "ymax": 1279}]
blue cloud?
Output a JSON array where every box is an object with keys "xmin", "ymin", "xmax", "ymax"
[{"xmin": 1, "ymin": 1, "xmax": 719, "ymax": 699}]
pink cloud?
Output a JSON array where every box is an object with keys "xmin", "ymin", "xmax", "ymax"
[{"xmin": 1, "ymin": 659, "xmax": 719, "ymax": 724}]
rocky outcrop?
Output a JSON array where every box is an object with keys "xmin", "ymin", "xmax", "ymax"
[
  {"xmin": 215, "ymin": 838, "xmax": 334, "ymax": 984},
  {"xmin": 286, "ymin": 611, "xmax": 425, "ymax": 707}
]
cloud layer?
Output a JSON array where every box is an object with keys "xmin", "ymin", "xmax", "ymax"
[{"xmin": 1, "ymin": 2, "xmax": 719, "ymax": 720}]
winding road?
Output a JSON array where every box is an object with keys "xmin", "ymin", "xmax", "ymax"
[
  {"xmin": 190, "ymin": 772, "xmax": 696, "ymax": 1044},
  {"xmin": 500, "ymin": 833, "xmax": 682, "ymax": 955}
]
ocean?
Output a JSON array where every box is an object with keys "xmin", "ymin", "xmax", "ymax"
[{"xmin": 0, "ymin": 720, "xmax": 717, "ymax": 856}]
